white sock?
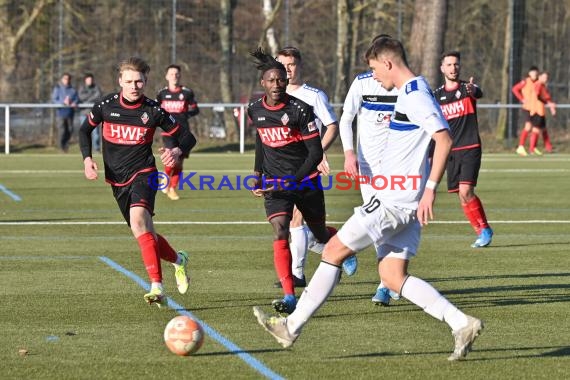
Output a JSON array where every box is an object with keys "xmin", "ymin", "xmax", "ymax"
[
  {"xmin": 174, "ymin": 253, "xmax": 183, "ymax": 266},
  {"xmin": 150, "ymin": 282, "xmax": 163, "ymax": 292},
  {"xmin": 401, "ymin": 276, "xmax": 468, "ymax": 331},
  {"xmin": 287, "ymin": 261, "xmax": 340, "ymax": 335},
  {"xmin": 290, "ymin": 225, "xmax": 309, "ymax": 278},
  {"xmin": 378, "ymin": 281, "xmax": 385, "ymax": 290}
]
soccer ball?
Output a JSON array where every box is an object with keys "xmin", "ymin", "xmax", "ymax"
[{"xmin": 164, "ymin": 316, "xmax": 204, "ymax": 356}]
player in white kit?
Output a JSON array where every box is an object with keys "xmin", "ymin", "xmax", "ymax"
[
  {"xmin": 340, "ymin": 52, "xmax": 401, "ymax": 305},
  {"xmin": 254, "ymin": 36, "xmax": 484, "ymax": 361}
]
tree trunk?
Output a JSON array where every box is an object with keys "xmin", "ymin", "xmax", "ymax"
[
  {"xmin": 333, "ymin": 0, "xmax": 351, "ymax": 103},
  {"xmin": 262, "ymin": 0, "xmax": 282, "ymax": 57},
  {"xmin": 496, "ymin": 12, "xmax": 510, "ymax": 142},
  {"xmin": 0, "ymin": 0, "xmax": 54, "ymax": 100},
  {"xmin": 421, "ymin": 0, "xmax": 446, "ymax": 88},
  {"xmin": 408, "ymin": 1, "xmax": 430, "ymax": 74},
  {"xmin": 219, "ymin": 0, "xmax": 237, "ymax": 142},
  {"xmin": 348, "ymin": 0, "xmax": 363, "ymax": 78},
  {"xmin": 260, "ymin": 0, "xmax": 282, "ymax": 56},
  {"xmin": 408, "ymin": 0, "xmax": 446, "ymax": 88}
]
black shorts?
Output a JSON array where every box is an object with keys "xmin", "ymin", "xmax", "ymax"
[
  {"xmin": 446, "ymin": 147, "xmax": 481, "ymax": 192},
  {"xmin": 530, "ymin": 114, "xmax": 546, "ymax": 129},
  {"xmin": 112, "ymin": 171, "xmax": 157, "ymax": 226},
  {"xmin": 522, "ymin": 109, "xmax": 531, "ymax": 123},
  {"xmin": 263, "ymin": 178, "xmax": 326, "ymax": 224}
]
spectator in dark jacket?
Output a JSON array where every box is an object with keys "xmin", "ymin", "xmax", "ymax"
[
  {"xmin": 78, "ymin": 73, "xmax": 103, "ymax": 152},
  {"xmin": 52, "ymin": 73, "xmax": 79, "ymax": 152}
]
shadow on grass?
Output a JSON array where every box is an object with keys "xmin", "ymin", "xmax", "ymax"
[
  {"xmin": 327, "ymin": 345, "xmax": 570, "ymax": 360},
  {"xmin": 427, "ymin": 271, "xmax": 570, "ymax": 283},
  {"xmin": 491, "ymin": 241, "xmax": 570, "ymax": 248}
]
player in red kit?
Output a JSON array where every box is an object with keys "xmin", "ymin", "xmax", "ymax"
[
  {"xmin": 434, "ymin": 51, "xmax": 493, "ymax": 248},
  {"xmin": 156, "ymin": 64, "xmax": 198, "ymax": 200}
]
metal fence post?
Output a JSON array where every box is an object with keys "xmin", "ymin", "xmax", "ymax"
[{"xmin": 4, "ymin": 105, "xmax": 10, "ymax": 154}]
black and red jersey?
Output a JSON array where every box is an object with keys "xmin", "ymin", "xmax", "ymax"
[
  {"xmin": 156, "ymin": 86, "xmax": 199, "ymax": 148},
  {"xmin": 248, "ymin": 95, "xmax": 323, "ymax": 182},
  {"xmin": 434, "ymin": 81, "xmax": 482, "ymax": 150},
  {"xmin": 79, "ymin": 92, "xmax": 193, "ymax": 186},
  {"xmin": 156, "ymin": 85, "xmax": 199, "ymax": 123}
]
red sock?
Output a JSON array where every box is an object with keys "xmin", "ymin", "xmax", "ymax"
[
  {"xmin": 465, "ymin": 196, "xmax": 490, "ymax": 233},
  {"xmin": 164, "ymin": 166, "xmax": 174, "ymax": 188},
  {"xmin": 542, "ymin": 129, "xmax": 552, "ymax": 151},
  {"xmin": 462, "ymin": 202, "xmax": 481, "ymax": 234},
  {"xmin": 529, "ymin": 132, "xmax": 539, "ymax": 153},
  {"xmin": 157, "ymin": 234, "xmax": 178, "ymax": 263},
  {"xmin": 136, "ymin": 232, "xmax": 162, "ymax": 283},
  {"xmin": 170, "ymin": 168, "xmax": 181, "ymax": 190},
  {"xmin": 326, "ymin": 226, "xmax": 338, "ymax": 242},
  {"xmin": 518, "ymin": 129, "xmax": 529, "ymax": 146},
  {"xmin": 273, "ymin": 239, "xmax": 294, "ymax": 295}
]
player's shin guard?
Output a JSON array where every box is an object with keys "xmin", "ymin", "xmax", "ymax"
[
  {"xmin": 518, "ymin": 128, "xmax": 529, "ymax": 147},
  {"xmin": 287, "ymin": 261, "xmax": 340, "ymax": 335},
  {"xmin": 157, "ymin": 234, "xmax": 178, "ymax": 263},
  {"xmin": 529, "ymin": 131, "xmax": 540, "ymax": 153},
  {"xmin": 401, "ymin": 275, "xmax": 467, "ymax": 331},
  {"xmin": 462, "ymin": 196, "xmax": 489, "ymax": 234},
  {"xmin": 542, "ymin": 129, "xmax": 552, "ymax": 151},
  {"xmin": 273, "ymin": 240, "xmax": 294, "ymax": 295},
  {"xmin": 164, "ymin": 165, "xmax": 174, "ymax": 181},
  {"xmin": 137, "ymin": 232, "xmax": 162, "ymax": 283},
  {"xmin": 466, "ymin": 196, "xmax": 490, "ymax": 232},
  {"xmin": 170, "ymin": 166, "xmax": 181, "ymax": 190},
  {"xmin": 290, "ymin": 225, "xmax": 309, "ymax": 279},
  {"xmin": 462, "ymin": 202, "xmax": 481, "ymax": 234}
]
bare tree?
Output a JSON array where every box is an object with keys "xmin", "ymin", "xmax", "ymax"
[
  {"xmin": 408, "ymin": 0, "xmax": 446, "ymax": 87},
  {"xmin": 495, "ymin": 9, "xmax": 511, "ymax": 142},
  {"xmin": 333, "ymin": 0, "xmax": 351, "ymax": 103},
  {"xmin": 0, "ymin": 0, "xmax": 54, "ymax": 100},
  {"xmin": 421, "ymin": 0, "xmax": 446, "ymax": 87},
  {"xmin": 219, "ymin": 0, "xmax": 238, "ymax": 141},
  {"xmin": 259, "ymin": 0, "xmax": 282, "ymax": 56},
  {"xmin": 408, "ymin": 0, "xmax": 429, "ymax": 73}
]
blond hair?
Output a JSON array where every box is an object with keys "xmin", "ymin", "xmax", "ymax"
[{"xmin": 117, "ymin": 57, "xmax": 150, "ymax": 79}]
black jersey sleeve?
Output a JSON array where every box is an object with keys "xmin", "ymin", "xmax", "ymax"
[
  {"xmin": 293, "ymin": 108, "xmax": 323, "ymax": 181},
  {"xmin": 254, "ymin": 131, "xmax": 263, "ymax": 173},
  {"xmin": 473, "ymin": 85, "xmax": 483, "ymax": 99},
  {"xmin": 185, "ymin": 88, "xmax": 200, "ymax": 118},
  {"xmin": 158, "ymin": 108, "xmax": 195, "ymax": 156},
  {"xmin": 79, "ymin": 118, "xmax": 93, "ymax": 159},
  {"xmin": 78, "ymin": 101, "xmax": 103, "ymax": 159}
]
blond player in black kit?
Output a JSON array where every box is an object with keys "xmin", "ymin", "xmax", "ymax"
[{"xmin": 79, "ymin": 57, "xmax": 195, "ymax": 308}]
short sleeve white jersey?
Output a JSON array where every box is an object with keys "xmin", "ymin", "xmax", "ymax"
[
  {"xmin": 339, "ymin": 72, "xmax": 398, "ymax": 176},
  {"xmin": 288, "ymin": 83, "xmax": 337, "ymax": 133},
  {"xmin": 376, "ymin": 76, "xmax": 450, "ymax": 210}
]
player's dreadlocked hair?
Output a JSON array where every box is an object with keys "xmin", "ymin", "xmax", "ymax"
[{"xmin": 250, "ymin": 47, "xmax": 286, "ymax": 78}]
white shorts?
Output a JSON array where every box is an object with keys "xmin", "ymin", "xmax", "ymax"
[{"xmin": 337, "ymin": 196, "xmax": 420, "ymax": 260}]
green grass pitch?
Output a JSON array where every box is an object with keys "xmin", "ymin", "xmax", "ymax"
[{"xmin": 1, "ymin": 152, "xmax": 569, "ymax": 379}]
